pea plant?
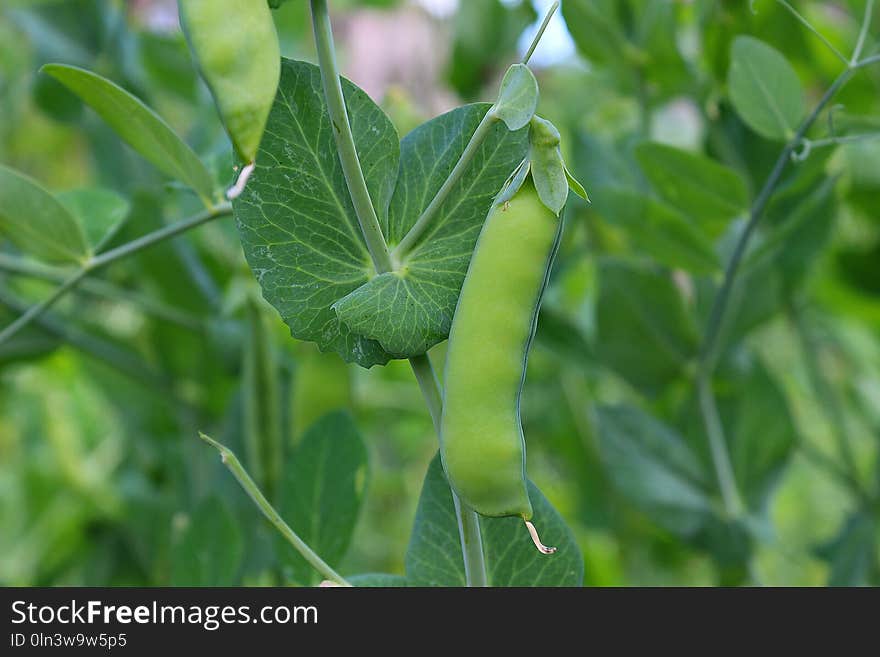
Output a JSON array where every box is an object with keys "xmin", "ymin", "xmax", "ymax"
[{"xmin": 1, "ymin": 0, "xmax": 879, "ymax": 587}]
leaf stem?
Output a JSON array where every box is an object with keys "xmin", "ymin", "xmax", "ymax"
[
  {"xmin": 393, "ymin": 0, "xmax": 561, "ymax": 262},
  {"xmin": 0, "ymin": 284, "xmax": 168, "ymax": 388},
  {"xmin": 0, "ymin": 268, "xmax": 89, "ymax": 346},
  {"xmin": 697, "ymin": 376, "xmax": 745, "ymax": 517},
  {"xmin": 695, "ymin": 66, "xmax": 855, "ymax": 522},
  {"xmin": 0, "ymin": 253, "xmax": 203, "ymax": 331},
  {"xmin": 852, "ymin": 0, "xmax": 875, "ymax": 63},
  {"xmin": 0, "ymin": 202, "xmax": 231, "ymax": 346},
  {"xmin": 409, "ymin": 353, "xmax": 488, "ymax": 587},
  {"xmin": 775, "ymin": 0, "xmax": 850, "ymax": 65},
  {"xmin": 855, "ymin": 53, "xmax": 880, "ymax": 68},
  {"xmin": 88, "ymin": 202, "xmax": 232, "ymax": 270},
  {"xmin": 310, "ymin": 0, "xmax": 392, "ymax": 274},
  {"xmin": 199, "ymin": 432, "xmax": 352, "ymax": 587},
  {"xmin": 522, "ymin": 1, "xmax": 559, "ymax": 65},
  {"xmin": 699, "ymin": 68, "xmax": 853, "ymax": 372},
  {"xmin": 392, "ymin": 110, "xmax": 498, "ymax": 260}
]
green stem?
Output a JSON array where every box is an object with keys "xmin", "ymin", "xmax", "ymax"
[
  {"xmin": 310, "ymin": 0, "xmax": 392, "ymax": 274},
  {"xmin": 0, "ymin": 268, "xmax": 88, "ymax": 346},
  {"xmin": 199, "ymin": 432, "xmax": 351, "ymax": 587},
  {"xmin": 697, "ymin": 376, "xmax": 745, "ymax": 518},
  {"xmin": 775, "ymin": 0, "xmax": 850, "ymax": 65},
  {"xmin": 694, "ymin": 66, "xmax": 855, "ymax": 524},
  {"xmin": 852, "ymin": 0, "xmax": 875, "ymax": 63},
  {"xmin": 0, "ymin": 285, "xmax": 168, "ymax": 389},
  {"xmin": 309, "ymin": 1, "xmax": 489, "ymax": 587},
  {"xmin": 88, "ymin": 202, "xmax": 232, "ymax": 270},
  {"xmin": 409, "ymin": 354, "xmax": 488, "ymax": 587},
  {"xmin": 855, "ymin": 53, "xmax": 880, "ymax": 68},
  {"xmin": 699, "ymin": 68, "xmax": 853, "ymax": 371},
  {"xmin": 788, "ymin": 303, "xmax": 867, "ymax": 499},
  {"xmin": 0, "ymin": 253, "xmax": 203, "ymax": 331},
  {"xmin": 522, "ymin": 1, "xmax": 559, "ymax": 65},
  {"xmin": 0, "ymin": 203, "xmax": 231, "ymax": 346},
  {"xmin": 392, "ymin": 109, "xmax": 498, "ymax": 261}
]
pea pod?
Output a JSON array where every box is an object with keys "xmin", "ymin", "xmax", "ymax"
[
  {"xmin": 439, "ymin": 116, "xmax": 586, "ymax": 553},
  {"xmin": 178, "ymin": 0, "xmax": 280, "ymax": 196}
]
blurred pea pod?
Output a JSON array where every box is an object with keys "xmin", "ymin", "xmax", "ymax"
[
  {"xmin": 243, "ymin": 298, "xmax": 283, "ymax": 499},
  {"xmin": 178, "ymin": 0, "xmax": 280, "ymax": 197}
]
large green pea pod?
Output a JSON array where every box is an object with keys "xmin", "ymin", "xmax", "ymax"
[
  {"xmin": 439, "ymin": 115, "xmax": 587, "ymax": 554},
  {"xmin": 178, "ymin": 0, "xmax": 280, "ymax": 196}
]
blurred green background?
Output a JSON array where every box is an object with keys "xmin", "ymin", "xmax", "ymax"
[{"xmin": 0, "ymin": 0, "xmax": 878, "ymax": 586}]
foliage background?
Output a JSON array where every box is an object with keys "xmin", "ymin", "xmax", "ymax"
[{"xmin": 0, "ymin": 0, "xmax": 878, "ymax": 586}]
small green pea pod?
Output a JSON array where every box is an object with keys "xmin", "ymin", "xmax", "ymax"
[
  {"xmin": 440, "ymin": 115, "xmax": 587, "ymax": 554},
  {"xmin": 178, "ymin": 0, "xmax": 280, "ymax": 197}
]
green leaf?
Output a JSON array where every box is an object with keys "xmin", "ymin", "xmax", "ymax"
[
  {"xmin": 332, "ymin": 104, "xmax": 527, "ymax": 358},
  {"xmin": 596, "ymin": 258, "xmax": 699, "ymax": 392},
  {"xmin": 596, "ymin": 405, "xmax": 713, "ymax": 537},
  {"xmin": 816, "ymin": 513, "xmax": 878, "ymax": 587},
  {"xmin": 405, "ymin": 455, "xmax": 583, "ymax": 587},
  {"xmin": 493, "ymin": 64, "xmax": 538, "ymax": 131},
  {"xmin": 728, "ymin": 36, "xmax": 805, "ymax": 141},
  {"xmin": 529, "ymin": 116, "xmax": 568, "ymax": 215},
  {"xmin": 41, "ymin": 64, "xmax": 215, "ymax": 202},
  {"xmin": 591, "ymin": 187, "xmax": 720, "ymax": 274},
  {"xmin": 635, "ymin": 142, "xmax": 749, "ymax": 237},
  {"xmin": 562, "ymin": 0, "xmax": 628, "ymax": 68},
  {"xmin": 725, "ymin": 363, "xmax": 796, "ymax": 510},
  {"xmin": 171, "ymin": 496, "xmax": 243, "ymax": 586},
  {"xmin": 233, "ymin": 58, "xmax": 399, "ymax": 368},
  {"xmin": 348, "ymin": 573, "xmax": 408, "ymax": 587},
  {"xmin": 0, "ymin": 164, "xmax": 89, "ymax": 264},
  {"xmin": 277, "ymin": 411, "xmax": 368, "ymax": 585},
  {"xmin": 56, "ymin": 188, "xmax": 130, "ymax": 251}
]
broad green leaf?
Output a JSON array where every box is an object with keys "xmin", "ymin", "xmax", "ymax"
[
  {"xmin": 277, "ymin": 411, "xmax": 368, "ymax": 585},
  {"xmin": 591, "ymin": 187, "xmax": 720, "ymax": 274},
  {"xmin": 233, "ymin": 58, "xmax": 399, "ymax": 368},
  {"xmin": 562, "ymin": 0, "xmax": 628, "ymax": 68},
  {"xmin": 348, "ymin": 573, "xmax": 408, "ymax": 587},
  {"xmin": 596, "ymin": 405, "xmax": 713, "ymax": 537},
  {"xmin": 635, "ymin": 142, "xmax": 749, "ymax": 236},
  {"xmin": 171, "ymin": 496, "xmax": 243, "ymax": 586},
  {"xmin": 728, "ymin": 36, "xmax": 804, "ymax": 141},
  {"xmin": 405, "ymin": 455, "xmax": 583, "ymax": 587},
  {"xmin": 725, "ymin": 364, "xmax": 796, "ymax": 510},
  {"xmin": 494, "ymin": 64, "xmax": 538, "ymax": 131},
  {"xmin": 596, "ymin": 258, "xmax": 699, "ymax": 392},
  {"xmin": 332, "ymin": 104, "xmax": 527, "ymax": 358},
  {"xmin": 0, "ymin": 164, "xmax": 89, "ymax": 264},
  {"xmin": 816, "ymin": 513, "xmax": 878, "ymax": 586},
  {"xmin": 56, "ymin": 187, "xmax": 130, "ymax": 251},
  {"xmin": 41, "ymin": 64, "xmax": 215, "ymax": 202}
]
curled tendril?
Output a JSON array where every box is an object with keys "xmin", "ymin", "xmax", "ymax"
[{"xmin": 791, "ymin": 138, "xmax": 813, "ymax": 162}]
